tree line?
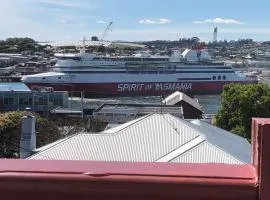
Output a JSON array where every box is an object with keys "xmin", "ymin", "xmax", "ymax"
[{"xmin": 0, "ymin": 37, "xmax": 47, "ymax": 53}]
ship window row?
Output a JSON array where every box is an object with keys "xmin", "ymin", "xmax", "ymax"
[
  {"xmin": 82, "ymin": 60, "xmax": 122, "ymax": 65},
  {"xmin": 128, "ymin": 71, "xmax": 175, "ymax": 74},
  {"xmin": 178, "ymin": 77, "xmax": 212, "ymax": 81},
  {"xmin": 121, "ymin": 58, "xmax": 169, "ymax": 62},
  {"xmin": 177, "ymin": 67, "xmax": 232, "ymax": 70},
  {"xmin": 56, "ymin": 66, "xmax": 232, "ymax": 70},
  {"xmin": 213, "ymin": 75, "xmax": 226, "ymax": 80},
  {"xmin": 93, "ymin": 57, "xmax": 115, "ymax": 61},
  {"xmin": 92, "ymin": 57, "xmax": 169, "ymax": 62},
  {"xmin": 42, "ymin": 77, "xmax": 62, "ymax": 80},
  {"xmin": 62, "ymin": 70, "xmax": 234, "ymax": 74},
  {"xmin": 57, "ymin": 57, "xmax": 81, "ymax": 61}
]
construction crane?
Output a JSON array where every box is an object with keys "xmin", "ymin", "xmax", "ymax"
[{"xmin": 100, "ymin": 21, "xmax": 113, "ymax": 41}]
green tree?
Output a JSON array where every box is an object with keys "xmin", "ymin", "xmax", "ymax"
[
  {"xmin": 215, "ymin": 83, "xmax": 270, "ymax": 140},
  {"xmin": 0, "ymin": 111, "xmax": 107, "ymax": 158},
  {"xmin": 0, "ymin": 111, "xmax": 60, "ymax": 158}
]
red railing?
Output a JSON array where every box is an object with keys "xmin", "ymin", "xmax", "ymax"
[{"xmin": 0, "ymin": 118, "xmax": 269, "ymax": 200}]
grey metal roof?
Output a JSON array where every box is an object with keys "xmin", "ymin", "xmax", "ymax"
[
  {"xmin": 0, "ymin": 83, "xmax": 30, "ymax": 92},
  {"xmin": 189, "ymin": 119, "xmax": 251, "ymax": 163},
  {"xmin": 29, "ymin": 113, "xmax": 250, "ymax": 164},
  {"xmin": 33, "ymin": 135, "xmax": 75, "ymax": 153},
  {"xmin": 171, "ymin": 141, "xmax": 243, "ymax": 164},
  {"xmin": 163, "ymin": 91, "xmax": 203, "ymax": 111}
]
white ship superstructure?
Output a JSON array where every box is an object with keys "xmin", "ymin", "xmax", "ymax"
[{"xmin": 21, "ymin": 48, "xmax": 258, "ymax": 97}]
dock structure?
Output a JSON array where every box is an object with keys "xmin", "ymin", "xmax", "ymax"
[
  {"xmin": 93, "ymin": 103, "xmax": 183, "ymax": 123},
  {"xmin": 0, "ymin": 76, "xmax": 21, "ymax": 82},
  {"xmin": 92, "ymin": 91, "xmax": 204, "ymax": 124}
]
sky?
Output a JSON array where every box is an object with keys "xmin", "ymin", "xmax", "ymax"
[{"xmin": 1, "ymin": 0, "xmax": 270, "ymax": 42}]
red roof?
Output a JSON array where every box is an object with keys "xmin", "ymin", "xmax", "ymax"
[{"xmin": 0, "ymin": 160, "xmax": 257, "ymax": 200}]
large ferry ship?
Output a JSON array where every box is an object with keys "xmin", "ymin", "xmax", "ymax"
[{"xmin": 21, "ymin": 47, "xmax": 258, "ymax": 97}]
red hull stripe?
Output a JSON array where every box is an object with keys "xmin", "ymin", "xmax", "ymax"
[{"xmin": 25, "ymin": 81, "xmax": 257, "ymax": 96}]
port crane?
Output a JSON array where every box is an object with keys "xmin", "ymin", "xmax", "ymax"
[{"xmin": 100, "ymin": 21, "xmax": 113, "ymax": 41}]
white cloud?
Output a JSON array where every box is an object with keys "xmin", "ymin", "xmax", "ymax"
[
  {"xmin": 97, "ymin": 20, "xmax": 106, "ymax": 24},
  {"xmin": 139, "ymin": 18, "xmax": 171, "ymax": 24},
  {"xmin": 139, "ymin": 19, "xmax": 155, "ymax": 24},
  {"xmin": 193, "ymin": 18, "xmax": 244, "ymax": 25},
  {"xmin": 213, "ymin": 18, "xmax": 243, "ymax": 24},
  {"xmin": 159, "ymin": 18, "xmax": 171, "ymax": 24},
  {"xmin": 0, "ymin": 1, "xmax": 268, "ymax": 42},
  {"xmin": 0, "ymin": 0, "xmax": 101, "ymax": 41},
  {"xmin": 193, "ymin": 19, "xmax": 212, "ymax": 24}
]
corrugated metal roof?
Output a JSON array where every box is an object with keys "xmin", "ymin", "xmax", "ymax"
[
  {"xmin": 0, "ymin": 83, "xmax": 30, "ymax": 92},
  {"xmin": 33, "ymin": 135, "xmax": 76, "ymax": 152},
  {"xmin": 29, "ymin": 113, "xmax": 250, "ymax": 164},
  {"xmin": 102, "ymin": 115, "xmax": 149, "ymax": 134},
  {"xmin": 163, "ymin": 91, "xmax": 202, "ymax": 111},
  {"xmin": 189, "ymin": 119, "xmax": 251, "ymax": 163},
  {"xmin": 171, "ymin": 141, "xmax": 243, "ymax": 164}
]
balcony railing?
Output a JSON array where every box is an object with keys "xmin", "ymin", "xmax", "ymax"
[{"xmin": 0, "ymin": 117, "xmax": 269, "ymax": 200}]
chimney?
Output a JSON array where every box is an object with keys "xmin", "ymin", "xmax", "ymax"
[{"xmin": 20, "ymin": 113, "xmax": 36, "ymax": 159}]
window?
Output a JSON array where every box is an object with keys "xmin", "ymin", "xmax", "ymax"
[
  {"xmin": 4, "ymin": 98, "xmax": 8, "ymax": 104},
  {"xmin": 23, "ymin": 100, "xmax": 29, "ymax": 105},
  {"xmin": 19, "ymin": 98, "xmax": 23, "ymax": 104},
  {"xmin": 223, "ymin": 75, "xmax": 226, "ymax": 80},
  {"xmin": 39, "ymin": 98, "xmax": 43, "ymax": 105},
  {"xmin": 42, "ymin": 77, "xmax": 46, "ymax": 80},
  {"xmin": 218, "ymin": 76, "xmax": 221, "ymax": 80},
  {"xmin": 58, "ymin": 77, "xmax": 61, "ymax": 79},
  {"xmin": 213, "ymin": 76, "xmax": 216, "ymax": 80}
]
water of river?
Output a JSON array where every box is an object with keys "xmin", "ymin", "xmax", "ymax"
[{"xmin": 0, "ymin": 82, "xmax": 222, "ymax": 114}]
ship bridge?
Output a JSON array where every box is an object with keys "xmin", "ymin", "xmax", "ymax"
[{"xmin": 182, "ymin": 49, "xmax": 211, "ymax": 62}]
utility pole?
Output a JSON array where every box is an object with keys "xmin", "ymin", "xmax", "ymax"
[
  {"xmin": 46, "ymin": 92, "xmax": 49, "ymax": 119},
  {"xmin": 81, "ymin": 91, "xmax": 84, "ymax": 119},
  {"xmin": 160, "ymin": 94, "xmax": 164, "ymax": 114},
  {"xmin": 32, "ymin": 92, "xmax": 34, "ymax": 111}
]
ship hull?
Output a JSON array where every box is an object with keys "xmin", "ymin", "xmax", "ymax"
[{"xmin": 24, "ymin": 80, "xmax": 257, "ymax": 97}]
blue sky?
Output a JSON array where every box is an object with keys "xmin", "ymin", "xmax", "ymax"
[{"xmin": 1, "ymin": 0, "xmax": 270, "ymax": 42}]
